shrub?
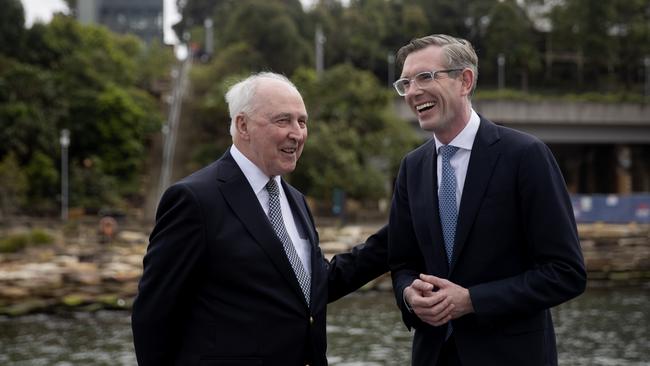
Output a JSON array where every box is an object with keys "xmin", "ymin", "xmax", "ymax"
[
  {"xmin": 0, "ymin": 229, "xmax": 54, "ymax": 253},
  {"xmin": 29, "ymin": 229, "xmax": 54, "ymax": 245},
  {"xmin": 0, "ymin": 234, "xmax": 29, "ymax": 253}
]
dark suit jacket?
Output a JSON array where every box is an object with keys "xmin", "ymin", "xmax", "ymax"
[
  {"xmin": 389, "ymin": 117, "xmax": 586, "ymax": 366},
  {"xmin": 132, "ymin": 151, "xmax": 388, "ymax": 366}
]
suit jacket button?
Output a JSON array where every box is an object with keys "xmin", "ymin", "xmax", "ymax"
[{"xmin": 309, "ymin": 316, "xmax": 314, "ymax": 325}]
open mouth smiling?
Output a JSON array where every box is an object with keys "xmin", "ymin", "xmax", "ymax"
[
  {"xmin": 281, "ymin": 147, "xmax": 297, "ymax": 154},
  {"xmin": 416, "ymin": 101, "xmax": 436, "ymax": 113}
]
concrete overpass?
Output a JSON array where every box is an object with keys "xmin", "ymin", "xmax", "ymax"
[{"xmin": 394, "ymin": 99, "xmax": 650, "ymax": 144}]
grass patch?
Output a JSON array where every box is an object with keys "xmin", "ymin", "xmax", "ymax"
[{"xmin": 0, "ymin": 229, "xmax": 55, "ymax": 253}]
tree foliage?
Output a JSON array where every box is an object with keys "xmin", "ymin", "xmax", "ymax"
[
  {"xmin": 290, "ymin": 65, "xmax": 419, "ymax": 201},
  {"xmin": 0, "ymin": 12, "xmax": 171, "ymax": 214}
]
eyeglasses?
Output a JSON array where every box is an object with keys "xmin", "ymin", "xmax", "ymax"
[{"xmin": 393, "ymin": 69, "xmax": 463, "ymax": 96}]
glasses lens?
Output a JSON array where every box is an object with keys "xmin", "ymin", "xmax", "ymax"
[
  {"xmin": 394, "ymin": 80, "xmax": 409, "ymax": 95},
  {"xmin": 415, "ymin": 71, "xmax": 434, "ymax": 84}
]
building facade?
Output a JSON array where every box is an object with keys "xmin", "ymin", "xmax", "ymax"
[{"xmin": 77, "ymin": 0, "xmax": 163, "ymax": 43}]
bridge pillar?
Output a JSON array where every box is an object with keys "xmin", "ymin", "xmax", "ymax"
[{"xmin": 616, "ymin": 145, "xmax": 633, "ymax": 194}]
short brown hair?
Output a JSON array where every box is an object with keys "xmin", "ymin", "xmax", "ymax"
[{"xmin": 396, "ymin": 34, "xmax": 478, "ymax": 94}]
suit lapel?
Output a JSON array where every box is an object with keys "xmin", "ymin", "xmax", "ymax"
[
  {"xmin": 417, "ymin": 140, "xmax": 450, "ymax": 275},
  {"xmin": 217, "ymin": 152, "xmax": 308, "ymax": 306},
  {"xmin": 450, "ymin": 118, "xmax": 501, "ymax": 274}
]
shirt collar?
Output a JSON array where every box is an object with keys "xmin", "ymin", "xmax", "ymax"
[
  {"xmin": 434, "ymin": 108, "xmax": 480, "ymax": 153},
  {"xmin": 230, "ymin": 144, "xmax": 276, "ymax": 195}
]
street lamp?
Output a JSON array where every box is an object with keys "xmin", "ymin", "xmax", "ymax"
[
  {"xmin": 315, "ymin": 24, "xmax": 326, "ymax": 76},
  {"xmin": 387, "ymin": 53, "xmax": 395, "ymax": 88},
  {"xmin": 643, "ymin": 56, "xmax": 650, "ymax": 100},
  {"xmin": 497, "ymin": 53, "xmax": 506, "ymax": 90},
  {"xmin": 60, "ymin": 129, "xmax": 70, "ymax": 221}
]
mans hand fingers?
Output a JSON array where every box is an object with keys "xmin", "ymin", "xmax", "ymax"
[
  {"xmin": 419, "ymin": 274, "xmax": 449, "ymax": 288},
  {"xmin": 409, "ymin": 292, "xmax": 446, "ymax": 308},
  {"xmin": 410, "ymin": 279, "xmax": 434, "ymax": 292}
]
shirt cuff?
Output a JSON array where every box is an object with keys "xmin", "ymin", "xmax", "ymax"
[{"xmin": 403, "ymin": 288, "xmax": 413, "ymax": 313}]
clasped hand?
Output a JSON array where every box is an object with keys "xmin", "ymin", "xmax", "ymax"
[{"xmin": 403, "ymin": 274, "xmax": 474, "ymax": 327}]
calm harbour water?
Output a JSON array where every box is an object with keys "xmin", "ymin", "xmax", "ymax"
[{"xmin": 0, "ymin": 288, "xmax": 648, "ymax": 366}]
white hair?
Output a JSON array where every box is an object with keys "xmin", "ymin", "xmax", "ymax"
[{"xmin": 225, "ymin": 72, "xmax": 300, "ymax": 136}]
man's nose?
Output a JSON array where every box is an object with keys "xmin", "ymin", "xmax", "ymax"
[
  {"xmin": 405, "ymin": 82, "xmax": 422, "ymax": 97},
  {"xmin": 287, "ymin": 121, "xmax": 305, "ymax": 139}
]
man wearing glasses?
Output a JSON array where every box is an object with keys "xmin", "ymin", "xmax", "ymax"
[{"xmin": 388, "ymin": 34, "xmax": 586, "ymax": 366}]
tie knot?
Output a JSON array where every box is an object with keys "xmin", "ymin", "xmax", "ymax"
[
  {"xmin": 439, "ymin": 145, "xmax": 459, "ymax": 161},
  {"xmin": 265, "ymin": 178, "xmax": 279, "ymax": 196}
]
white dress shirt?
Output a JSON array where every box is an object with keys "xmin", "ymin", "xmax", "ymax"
[
  {"xmin": 433, "ymin": 109, "xmax": 481, "ymax": 209},
  {"xmin": 230, "ymin": 145, "xmax": 312, "ymax": 275}
]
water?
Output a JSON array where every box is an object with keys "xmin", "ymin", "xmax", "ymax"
[{"xmin": 0, "ymin": 288, "xmax": 648, "ymax": 365}]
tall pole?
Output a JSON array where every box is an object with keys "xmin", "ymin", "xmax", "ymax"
[
  {"xmin": 387, "ymin": 53, "xmax": 395, "ymax": 88},
  {"xmin": 315, "ymin": 24, "xmax": 326, "ymax": 76},
  {"xmin": 497, "ymin": 53, "xmax": 506, "ymax": 90},
  {"xmin": 159, "ymin": 35, "xmax": 192, "ymax": 199},
  {"xmin": 644, "ymin": 55, "xmax": 650, "ymax": 101},
  {"xmin": 204, "ymin": 18, "xmax": 213, "ymax": 60},
  {"xmin": 60, "ymin": 129, "xmax": 70, "ymax": 221}
]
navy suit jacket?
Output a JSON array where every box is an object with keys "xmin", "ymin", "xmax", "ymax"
[
  {"xmin": 132, "ymin": 151, "xmax": 388, "ymax": 366},
  {"xmin": 389, "ymin": 117, "xmax": 586, "ymax": 366}
]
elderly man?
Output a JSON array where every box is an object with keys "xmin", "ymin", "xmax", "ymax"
[{"xmin": 132, "ymin": 72, "xmax": 387, "ymax": 366}]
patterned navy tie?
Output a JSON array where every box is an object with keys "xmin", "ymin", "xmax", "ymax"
[
  {"xmin": 438, "ymin": 145, "xmax": 459, "ymax": 339},
  {"xmin": 438, "ymin": 145, "xmax": 460, "ymax": 265},
  {"xmin": 266, "ymin": 178, "xmax": 311, "ymax": 305}
]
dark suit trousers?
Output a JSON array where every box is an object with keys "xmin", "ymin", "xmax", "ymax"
[{"xmin": 435, "ymin": 335, "xmax": 462, "ymax": 366}]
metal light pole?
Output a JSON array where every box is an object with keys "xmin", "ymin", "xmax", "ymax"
[
  {"xmin": 387, "ymin": 53, "xmax": 395, "ymax": 88},
  {"xmin": 60, "ymin": 129, "xmax": 70, "ymax": 221},
  {"xmin": 315, "ymin": 24, "xmax": 326, "ymax": 76},
  {"xmin": 204, "ymin": 18, "xmax": 213, "ymax": 60},
  {"xmin": 497, "ymin": 53, "xmax": 506, "ymax": 90},
  {"xmin": 644, "ymin": 55, "xmax": 650, "ymax": 101}
]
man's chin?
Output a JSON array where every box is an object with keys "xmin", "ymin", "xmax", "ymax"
[{"xmin": 418, "ymin": 119, "xmax": 437, "ymax": 132}]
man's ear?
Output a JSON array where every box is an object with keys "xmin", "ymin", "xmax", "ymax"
[
  {"xmin": 460, "ymin": 69, "xmax": 474, "ymax": 96},
  {"xmin": 236, "ymin": 114, "xmax": 249, "ymax": 140}
]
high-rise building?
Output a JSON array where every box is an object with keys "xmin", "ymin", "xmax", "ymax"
[{"xmin": 77, "ymin": 0, "xmax": 163, "ymax": 43}]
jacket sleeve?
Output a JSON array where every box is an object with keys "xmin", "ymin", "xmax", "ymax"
[
  {"xmin": 388, "ymin": 157, "xmax": 427, "ymax": 329},
  {"xmin": 327, "ymin": 225, "xmax": 389, "ymax": 302},
  {"xmin": 131, "ymin": 183, "xmax": 207, "ymax": 366},
  {"xmin": 469, "ymin": 140, "xmax": 587, "ymax": 323}
]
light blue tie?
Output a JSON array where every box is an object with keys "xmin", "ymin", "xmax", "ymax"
[
  {"xmin": 439, "ymin": 145, "xmax": 459, "ymax": 265},
  {"xmin": 266, "ymin": 178, "xmax": 311, "ymax": 305}
]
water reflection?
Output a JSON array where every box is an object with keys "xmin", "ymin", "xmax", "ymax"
[
  {"xmin": 327, "ymin": 288, "xmax": 650, "ymax": 366},
  {"xmin": 0, "ymin": 288, "xmax": 648, "ymax": 365}
]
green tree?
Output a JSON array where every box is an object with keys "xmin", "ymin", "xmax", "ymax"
[
  {"xmin": 0, "ymin": 152, "xmax": 27, "ymax": 218},
  {"xmin": 218, "ymin": 0, "xmax": 312, "ymax": 75},
  {"xmin": 0, "ymin": 0, "xmax": 25, "ymax": 56},
  {"xmin": 549, "ymin": 0, "xmax": 617, "ymax": 89},
  {"xmin": 24, "ymin": 151, "xmax": 59, "ymax": 213},
  {"xmin": 0, "ymin": 15, "xmax": 165, "ymax": 214},
  {"xmin": 611, "ymin": 0, "xmax": 650, "ymax": 91},
  {"xmin": 484, "ymin": 0, "xmax": 541, "ymax": 91},
  {"xmin": 291, "ymin": 64, "xmax": 419, "ymax": 201}
]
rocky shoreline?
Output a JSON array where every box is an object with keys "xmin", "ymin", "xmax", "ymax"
[{"xmin": 1, "ymin": 222, "xmax": 648, "ymax": 316}]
